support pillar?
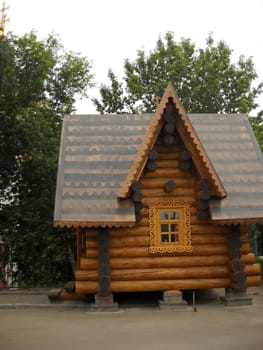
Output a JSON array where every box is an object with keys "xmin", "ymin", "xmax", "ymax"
[
  {"xmin": 90, "ymin": 228, "xmax": 118, "ymax": 311},
  {"xmin": 159, "ymin": 290, "xmax": 188, "ymax": 311},
  {"xmin": 221, "ymin": 226, "xmax": 252, "ymax": 306}
]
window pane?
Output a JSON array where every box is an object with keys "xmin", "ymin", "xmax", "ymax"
[
  {"xmin": 161, "ymin": 234, "xmax": 169, "ymax": 243},
  {"xmin": 161, "ymin": 223, "xmax": 169, "ymax": 232},
  {"xmin": 159, "ymin": 212, "xmax": 169, "ymax": 220},
  {"xmin": 171, "ymin": 234, "xmax": 179, "ymax": 242},
  {"xmin": 170, "ymin": 224, "xmax": 178, "ymax": 233},
  {"xmin": 170, "ymin": 211, "xmax": 180, "ymax": 220}
]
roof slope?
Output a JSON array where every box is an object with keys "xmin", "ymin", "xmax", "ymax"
[
  {"xmin": 189, "ymin": 114, "xmax": 263, "ymax": 224},
  {"xmin": 54, "ymin": 87, "xmax": 263, "ymax": 227},
  {"xmin": 54, "ymin": 114, "xmax": 152, "ymax": 227}
]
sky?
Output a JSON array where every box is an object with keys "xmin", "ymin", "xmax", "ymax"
[{"xmin": 3, "ymin": 0, "xmax": 263, "ymax": 114}]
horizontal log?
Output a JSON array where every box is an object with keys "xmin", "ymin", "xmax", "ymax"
[
  {"xmin": 110, "ymin": 235, "xmax": 149, "ymax": 248},
  {"xmin": 109, "ymin": 225, "xmax": 150, "ymax": 236},
  {"xmin": 79, "ymin": 258, "xmax": 98, "ymax": 270},
  {"xmin": 76, "ymin": 270, "xmax": 97, "ymax": 281},
  {"xmin": 245, "ymin": 263, "xmax": 261, "ymax": 276},
  {"xmin": 96, "ymin": 243, "xmax": 249, "ymax": 258},
  {"xmin": 246, "ymin": 275, "xmax": 262, "ymax": 286},
  {"xmin": 154, "ymin": 146, "xmax": 181, "ymax": 159},
  {"xmin": 191, "ymin": 225, "xmax": 227, "ymax": 234},
  {"xmin": 156, "ymin": 160, "xmax": 180, "ymax": 168},
  {"xmin": 141, "ymin": 177, "xmax": 195, "ymax": 189},
  {"xmin": 76, "ymin": 278, "xmax": 231, "ymax": 293},
  {"xmin": 80, "ymin": 255, "xmax": 230, "ymax": 270},
  {"xmin": 79, "ymin": 252, "xmax": 256, "ymax": 271},
  {"xmin": 86, "ymin": 241, "xmax": 97, "ymax": 249},
  {"xmin": 141, "ymin": 187, "xmax": 195, "ymax": 197},
  {"xmin": 192, "ymin": 235, "xmax": 227, "ymax": 244},
  {"xmin": 190, "ymin": 216, "xmax": 211, "ymax": 225},
  {"xmin": 242, "ymin": 253, "xmax": 256, "ymax": 264},
  {"xmin": 85, "ymin": 244, "xmax": 234, "ymax": 259},
  {"xmin": 111, "ymin": 278, "xmax": 231, "ymax": 292},
  {"xmin": 116, "ymin": 233, "xmax": 228, "ymax": 246},
  {"xmin": 76, "ymin": 281, "xmax": 98, "ymax": 293},
  {"xmin": 76, "ymin": 265, "xmax": 230, "ymax": 282},
  {"xmin": 143, "ymin": 168, "xmax": 193, "ymax": 179}
]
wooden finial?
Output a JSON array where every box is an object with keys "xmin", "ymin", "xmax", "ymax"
[{"xmin": 0, "ymin": 1, "xmax": 9, "ymax": 39}]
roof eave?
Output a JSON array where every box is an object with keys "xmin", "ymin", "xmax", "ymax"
[{"xmin": 54, "ymin": 220, "xmax": 136, "ymax": 229}]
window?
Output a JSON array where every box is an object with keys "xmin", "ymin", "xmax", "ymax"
[{"xmin": 149, "ymin": 198, "xmax": 192, "ymax": 253}]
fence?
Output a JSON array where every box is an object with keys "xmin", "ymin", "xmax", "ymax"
[{"xmin": 0, "ymin": 233, "xmax": 76, "ymax": 289}]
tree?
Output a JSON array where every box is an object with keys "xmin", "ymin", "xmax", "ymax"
[
  {"xmin": 0, "ymin": 32, "xmax": 93, "ymax": 286},
  {"xmin": 93, "ymin": 32, "xmax": 263, "ymax": 115}
]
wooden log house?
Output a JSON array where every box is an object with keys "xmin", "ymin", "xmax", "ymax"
[{"xmin": 54, "ymin": 83, "xmax": 262, "ymax": 307}]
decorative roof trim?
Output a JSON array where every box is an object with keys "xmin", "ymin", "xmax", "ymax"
[
  {"xmin": 54, "ymin": 220, "xmax": 135, "ymax": 228},
  {"xmin": 211, "ymin": 218, "xmax": 263, "ymax": 225},
  {"xmin": 118, "ymin": 83, "xmax": 226, "ymax": 198}
]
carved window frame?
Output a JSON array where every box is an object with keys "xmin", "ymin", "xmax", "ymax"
[{"xmin": 149, "ymin": 198, "xmax": 192, "ymax": 253}]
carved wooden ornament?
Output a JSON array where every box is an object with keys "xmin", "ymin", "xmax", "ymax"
[{"xmin": 148, "ymin": 198, "xmax": 193, "ymax": 253}]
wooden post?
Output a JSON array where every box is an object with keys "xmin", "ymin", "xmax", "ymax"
[
  {"xmin": 92, "ymin": 228, "xmax": 118, "ymax": 311},
  {"xmin": 220, "ymin": 225, "xmax": 252, "ymax": 306}
]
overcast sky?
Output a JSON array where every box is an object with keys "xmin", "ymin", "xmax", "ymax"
[{"xmin": 4, "ymin": 0, "xmax": 263, "ymax": 114}]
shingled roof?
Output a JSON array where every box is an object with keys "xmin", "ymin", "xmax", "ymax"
[
  {"xmin": 54, "ymin": 85, "xmax": 263, "ymax": 227},
  {"xmin": 189, "ymin": 114, "xmax": 263, "ymax": 224},
  {"xmin": 54, "ymin": 114, "xmax": 152, "ymax": 227}
]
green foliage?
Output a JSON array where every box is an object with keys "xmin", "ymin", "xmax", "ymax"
[
  {"xmin": 93, "ymin": 32, "xmax": 263, "ymax": 115},
  {"xmin": 0, "ymin": 32, "xmax": 93, "ymax": 286},
  {"xmin": 250, "ymin": 115, "xmax": 263, "ymax": 152}
]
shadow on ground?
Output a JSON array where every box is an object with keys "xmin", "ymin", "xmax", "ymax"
[{"xmin": 84, "ymin": 289, "xmax": 222, "ymax": 308}]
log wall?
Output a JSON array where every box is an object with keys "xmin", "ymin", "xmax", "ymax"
[{"xmin": 75, "ymin": 141, "xmax": 261, "ymax": 294}]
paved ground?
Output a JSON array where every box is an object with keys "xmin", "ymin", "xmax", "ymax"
[{"xmin": 0, "ymin": 287, "xmax": 263, "ymax": 350}]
